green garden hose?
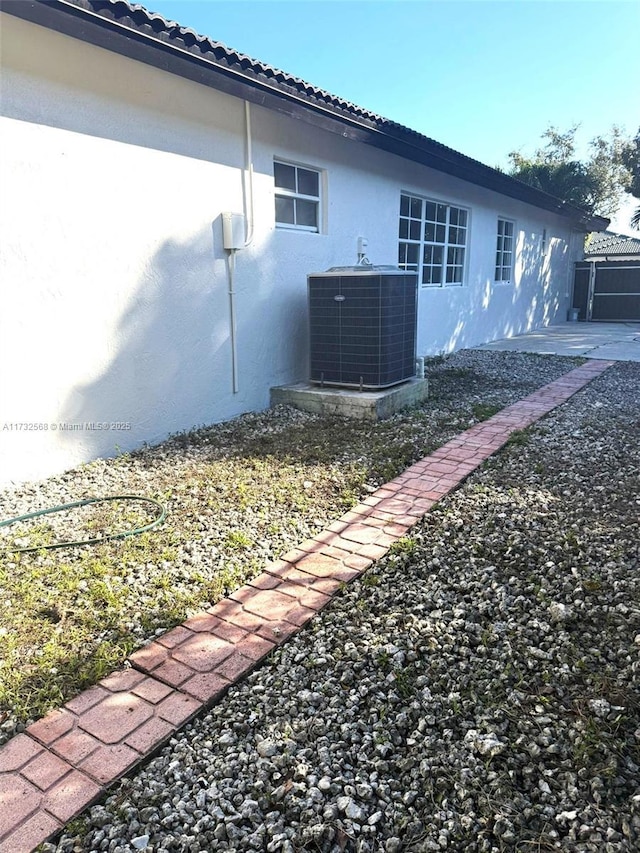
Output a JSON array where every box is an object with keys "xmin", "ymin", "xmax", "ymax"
[{"xmin": 0, "ymin": 496, "xmax": 166, "ymax": 553}]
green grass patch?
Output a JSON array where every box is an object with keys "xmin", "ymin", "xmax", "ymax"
[
  {"xmin": 471, "ymin": 402, "xmax": 502, "ymax": 422},
  {"xmin": 506, "ymin": 428, "xmax": 531, "ymax": 447},
  {"xmin": 0, "ymin": 452, "xmax": 377, "ymax": 724},
  {"xmin": 388, "ymin": 536, "xmax": 418, "ymax": 556}
]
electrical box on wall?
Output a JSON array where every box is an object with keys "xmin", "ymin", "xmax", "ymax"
[{"xmin": 222, "ymin": 212, "xmax": 246, "ymax": 250}]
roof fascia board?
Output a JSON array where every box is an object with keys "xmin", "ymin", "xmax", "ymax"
[{"xmin": 2, "ymin": 0, "xmax": 609, "ymax": 231}]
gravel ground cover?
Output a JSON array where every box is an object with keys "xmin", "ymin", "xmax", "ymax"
[
  {"xmin": 0, "ymin": 351, "xmax": 578, "ymax": 742},
  {"xmin": 44, "ymin": 356, "xmax": 639, "ymax": 853}
]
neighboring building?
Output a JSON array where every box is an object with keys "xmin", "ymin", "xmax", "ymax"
[
  {"xmin": 584, "ymin": 231, "xmax": 640, "ymax": 261},
  {"xmin": 573, "ymin": 231, "xmax": 640, "ymax": 322},
  {"xmin": 0, "ymin": 0, "xmax": 607, "ymax": 486}
]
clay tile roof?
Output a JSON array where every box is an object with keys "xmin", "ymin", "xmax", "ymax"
[
  {"xmin": 585, "ymin": 231, "xmax": 640, "ymax": 257},
  {"xmin": 2, "ymin": 0, "xmax": 611, "ymax": 232}
]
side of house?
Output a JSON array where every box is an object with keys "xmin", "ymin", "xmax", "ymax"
[{"xmin": 0, "ymin": 2, "xmax": 605, "ymax": 486}]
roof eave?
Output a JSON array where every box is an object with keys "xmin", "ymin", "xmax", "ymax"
[{"xmin": 2, "ymin": 0, "xmax": 609, "ymax": 231}]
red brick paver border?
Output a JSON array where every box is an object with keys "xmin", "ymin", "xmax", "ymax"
[{"xmin": 0, "ymin": 360, "xmax": 613, "ymax": 852}]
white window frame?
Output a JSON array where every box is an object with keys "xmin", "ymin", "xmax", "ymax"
[
  {"xmin": 495, "ymin": 218, "xmax": 515, "ymax": 283},
  {"xmin": 274, "ymin": 159, "xmax": 321, "ymax": 233},
  {"xmin": 398, "ymin": 193, "xmax": 469, "ymax": 287}
]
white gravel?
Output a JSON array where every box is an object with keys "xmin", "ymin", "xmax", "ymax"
[{"xmin": 8, "ymin": 352, "xmax": 640, "ymax": 852}]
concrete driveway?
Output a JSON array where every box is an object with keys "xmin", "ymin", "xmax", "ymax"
[{"xmin": 476, "ymin": 322, "xmax": 640, "ymax": 362}]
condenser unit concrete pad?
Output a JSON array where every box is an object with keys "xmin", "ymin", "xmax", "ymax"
[{"xmin": 270, "ymin": 378, "xmax": 429, "ymax": 421}]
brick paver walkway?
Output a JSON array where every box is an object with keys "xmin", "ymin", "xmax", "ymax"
[{"xmin": 0, "ymin": 360, "xmax": 613, "ymax": 852}]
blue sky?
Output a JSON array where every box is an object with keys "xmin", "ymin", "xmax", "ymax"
[
  {"xmin": 146, "ymin": 0, "xmax": 639, "ymax": 168},
  {"xmin": 146, "ymin": 1, "xmax": 638, "ymax": 229}
]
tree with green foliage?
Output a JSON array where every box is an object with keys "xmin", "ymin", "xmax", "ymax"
[
  {"xmin": 508, "ymin": 124, "xmax": 631, "ymax": 218},
  {"xmin": 621, "ymin": 128, "xmax": 640, "ymax": 229}
]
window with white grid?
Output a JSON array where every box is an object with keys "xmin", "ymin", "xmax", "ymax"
[
  {"xmin": 274, "ymin": 160, "xmax": 320, "ymax": 232},
  {"xmin": 398, "ymin": 194, "xmax": 468, "ymax": 286},
  {"xmin": 495, "ymin": 218, "xmax": 515, "ymax": 282}
]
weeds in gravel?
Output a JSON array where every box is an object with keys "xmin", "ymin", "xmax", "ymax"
[
  {"xmin": 394, "ymin": 665, "xmax": 418, "ymax": 700},
  {"xmin": 471, "ymin": 402, "xmax": 502, "ymax": 421},
  {"xmin": 506, "ymin": 428, "xmax": 531, "ymax": 447},
  {"xmin": 387, "ymin": 536, "xmax": 417, "ymax": 557},
  {"xmin": 0, "ymin": 440, "xmax": 421, "ymax": 725},
  {"xmin": 0, "ymin": 351, "xmax": 587, "ymax": 731}
]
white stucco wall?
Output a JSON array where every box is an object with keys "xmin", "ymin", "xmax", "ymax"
[{"xmin": 0, "ymin": 13, "xmax": 582, "ymax": 486}]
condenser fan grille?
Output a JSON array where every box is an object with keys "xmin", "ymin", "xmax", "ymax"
[{"xmin": 308, "ymin": 268, "xmax": 418, "ymax": 389}]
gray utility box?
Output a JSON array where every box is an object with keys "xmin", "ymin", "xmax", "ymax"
[{"xmin": 308, "ymin": 266, "xmax": 418, "ymax": 390}]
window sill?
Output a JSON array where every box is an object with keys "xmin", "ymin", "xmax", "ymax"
[
  {"xmin": 275, "ymin": 224, "xmax": 320, "ymax": 234},
  {"xmin": 421, "ymin": 282, "xmax": 466, "ymax": 288}
]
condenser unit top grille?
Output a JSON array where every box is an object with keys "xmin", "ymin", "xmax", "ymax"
[{"xmin": 315, "ymin": 265, "xmax": 406, "ymax": 275}]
